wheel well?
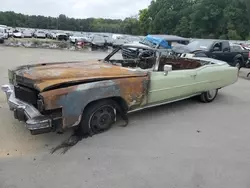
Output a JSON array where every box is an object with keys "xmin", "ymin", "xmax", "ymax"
[
  {"xmin": 234, "ymin": 55, "xmax": 243, "ymax": 62},
  {"xmin": 83, "ymin": 97, "xmax": 129, "ymax": 112}
]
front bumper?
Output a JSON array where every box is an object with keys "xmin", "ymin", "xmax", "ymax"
[{"xmin": 1, "ymin": 84, "xmax": 53, "ymax": 134}]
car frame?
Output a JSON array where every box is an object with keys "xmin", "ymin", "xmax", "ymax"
[{"xmin": 2, "ymin": 44, "xmax": 238, "ymax": 136}]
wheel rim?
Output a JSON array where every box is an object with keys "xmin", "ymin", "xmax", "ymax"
[
  {"xmin": 89, "ymin": 105, "xmax": 116, "ymax": 134},
  {"xmin": 207, "ymin": 89, "xmax": 217, "ymax": 100}
]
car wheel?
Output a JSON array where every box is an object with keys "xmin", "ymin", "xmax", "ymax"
[
  {"xmin": 200, "ymin": 89, "xmax": 218, "ymax": 103},
  {"xmin": 79, "ymin": 99, "xmax": 117, "ymax": 136},
  {"xmin": 234, "ymin": 59, "xmax": 242, "ymax": 70}
]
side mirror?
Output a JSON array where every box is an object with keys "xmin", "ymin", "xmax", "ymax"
[{"xmin": 163, "ymin": 64, "xmax": 172, "ymax": 75}]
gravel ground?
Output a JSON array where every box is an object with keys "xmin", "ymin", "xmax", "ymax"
[{"xmin": 0, "ymin": 46, "xmax": 250, "ymax": 188}]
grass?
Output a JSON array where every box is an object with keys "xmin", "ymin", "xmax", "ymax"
[
  {"xmin": 7, "ymin": 37, "xmax": 54, "ymax": 43},
  {"xmin": 5, "ymin": 37, "xmax": 72, "ymax": 49}
]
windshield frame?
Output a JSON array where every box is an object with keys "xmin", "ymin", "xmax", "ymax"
[
  {"xmin": 139, "ymin": 38, "xmax": 159, "ymax": 48},
  {"xmin": 102, "ymin": 45, "xmax": 160, "ymax": 71}
]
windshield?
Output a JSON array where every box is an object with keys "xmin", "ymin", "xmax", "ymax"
[
  {"xmin": 140, "ymin": 38, "xmax": 157, "ymax": 48},
  {"xmin": 187, "ymin": 40, "xmax": 214, "ymax": 51},
  {"xmin": 104, "ymin": 46, "xmax": 156, "ymax": 70}
]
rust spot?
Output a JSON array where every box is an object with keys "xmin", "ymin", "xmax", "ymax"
[
  {"xmin": 18, "ymin": 61, "xmax": 147, "ymax": 91},
  {"xmin": 114, "ymin": 76, "xmax": 149, "ymax": 110},
  {"xmin": 40, "ymin": 85, "xmax": 77, "ymax": 110}
]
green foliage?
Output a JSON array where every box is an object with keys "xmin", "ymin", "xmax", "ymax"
[{"xmin": 0, "ymin": 0, "xmax": 250, "ymax": 40}]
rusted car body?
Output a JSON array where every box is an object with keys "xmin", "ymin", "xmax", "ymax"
[{"xmin": 2, "ymin": 44, "xmax": 238, "ymax": 135}]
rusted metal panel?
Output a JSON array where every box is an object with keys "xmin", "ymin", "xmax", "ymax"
[
  {"xmin": 40, "ymin": 76, "xmax": 149, "ymax": 129},
  {"xmin": 15, "ymin": 61, "xmax": 147, "ymax": 91},
  {"xmin": 114, "ymin": 77, "xmax": 149, "ymax": 109}
]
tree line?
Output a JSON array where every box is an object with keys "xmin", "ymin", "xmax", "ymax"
[{"xmin": 0, "ymin": 0, "xmax": 249, "ymax": 40}]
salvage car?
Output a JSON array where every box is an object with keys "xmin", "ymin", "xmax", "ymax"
[
  {"xmin": 12, "ymin": 30, "xmax": 23, "ymax": 38},
  {"xmin": 122, "ymin": 34, "xmax": 190, "ymax": 59},
  {"xmin": 2, "ymin": 44, "xmax": 238, "ymax": 136},
  {"xmin": 22, "ymin": 30, "xmax": 33, "ymax": 38},
  {"xmin": 173, "ymin": 39, "xmax": 249, "ymax": 69},
  {"xmin": 33, "ymin": 30, "xmax": 46, "ymax": 39},
  {"xmin": 88, "ymin": 34, "xmax": 108, "ymax": 51},
  {"xmin": 55, "ymin": 33, "xmax": 68, "ymax": 41}
]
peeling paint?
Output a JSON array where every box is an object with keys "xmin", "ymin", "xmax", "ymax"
[
  {"xmin": 14, "ymin": 60, "xmax": 147, "ymax": 91},
  {"xmin": 39, "ymin": 76, "xmax": 149, "ymax": 129}
]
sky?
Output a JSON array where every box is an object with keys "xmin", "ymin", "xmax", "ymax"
[{"xmin": 0, "ymin": 0, "xmax": 151, "ymax": 19}]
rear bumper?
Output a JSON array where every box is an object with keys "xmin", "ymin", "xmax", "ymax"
[{"xmin": 1, "ymin": 84, "xmax": 53, "ymax": 134}]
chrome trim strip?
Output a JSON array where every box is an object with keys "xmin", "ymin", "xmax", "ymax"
[{"xmin": 128, "ymin": 93, "xmax": 201, "ymax": 114}]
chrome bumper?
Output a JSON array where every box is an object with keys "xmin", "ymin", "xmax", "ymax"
[{"xmin": 1, "ymin": 84, "xmax": 52, "ymax": 132}]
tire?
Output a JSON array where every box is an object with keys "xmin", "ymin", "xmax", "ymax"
[
  {"xmin": 234, "ymin": 58, "xmax": 242, "ymax": 70},
  {"xmin": 79, "ymin": 99, "xmax": 117, "ymax": 136},
  {"xmin": 199, "ymin": 89, "xmax": 218, "ymax": 103}
]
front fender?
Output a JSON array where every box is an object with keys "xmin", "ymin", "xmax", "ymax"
[{"xmin": 40, "ymin": 77, "xmax": 149, "ymax": 129}]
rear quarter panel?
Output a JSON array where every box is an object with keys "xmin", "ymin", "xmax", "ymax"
[{"xmin": 195, "ymin": 64, "xmax": 238, "ymax": 93}]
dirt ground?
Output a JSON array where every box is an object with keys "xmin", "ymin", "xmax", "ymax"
[{"xmin": 0, "ymin": 46, "xmax": 250, "ymax": 188}]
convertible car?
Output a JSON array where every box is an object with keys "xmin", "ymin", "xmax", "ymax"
[{"xmin": 2, "ymin": 44, "xmax": 238, "ymax": 136}]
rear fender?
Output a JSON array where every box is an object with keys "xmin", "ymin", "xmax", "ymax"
[{"xmin": 233, "ymin": 54, "xmax": 244, "ymax": 65}]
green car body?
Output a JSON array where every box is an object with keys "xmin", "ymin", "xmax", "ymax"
[{"xmin": 2, "ymin": 45, "xmax": 238, "ymax": 135}]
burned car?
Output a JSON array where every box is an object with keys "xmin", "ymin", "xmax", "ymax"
[
  {"xmin": 2, "ymin": 44, "xmax": 238, "ymax": 136},
  {"xmin": 122, "ymin": 34, "xmax": 190, "ymax": 59}
]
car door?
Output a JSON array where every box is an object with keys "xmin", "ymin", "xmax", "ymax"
[
  {"xmin": 209, "ymin": 42, "xmax": 225, "ymax": 61},
  {"xmin": 147, "ymin": 69, "xmax": 198, "ymax": 105}
]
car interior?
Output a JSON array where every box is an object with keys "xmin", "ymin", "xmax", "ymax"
[
  {"xmin": 158, "ymin": 56, "xmax": 202, "ymax": 71},
  {"xmin": 106, "ymin": 47, "xmax": 207, "ymax": 71}
]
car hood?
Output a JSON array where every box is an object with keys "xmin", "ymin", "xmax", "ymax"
[{"xmin": 11, "ymin": 60, "xmax": 147, "ymax": 92}]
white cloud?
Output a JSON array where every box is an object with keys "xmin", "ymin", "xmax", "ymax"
[{"xmin": 0, "ymin": 0, "xmax": 151, "ymax": 19}]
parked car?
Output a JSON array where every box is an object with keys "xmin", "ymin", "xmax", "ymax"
[
  {"xmin": 0, "ymin": 32, "xmax": 4, "ymax": 43},
  {"xmin": 22, "ymin": 30, "xmax": 33, "ymax": 38},
  {"xmin": 112, "ymin": 38, "xmax": 129, "ymax": 48},
  {"xmin": 69, "ymin": 34, "xmax": 87, "ymax": 43},
  {"xmin": 7, "ymin": 28, "xmax": 14, "ymax": 37},
  {"xmin": 88, "ymin": 34, "xmax": 108, "ymax": 51},
  {"xmin": 122, "ymin": 34, "xmax": 190, "ymax": 59},
  {"xmin": 230, "ymin": 44, "xmax": 247, "ymax": 51},
  {"xmin": 75, "ymin": 38, "xmax": 91, "ymax": 48},
  {"xmin": 12, "ymin": 30, "xmax": 23, "ymax": 38},
  {"xmin": 55, "ymin": 33, "xmax": 68, "ymax": 41},
  {"xmin": 33, "ymin": 30, "xmax": 46, "ymax": 38},
  {"xmin": 0, "ymin": 27, "xmax": 8, "ymax": 39},
  {"xmin": 240, "ymin": 43, "xmax": 250, "ymax": 50},
  {"xmin": 172, "ymin": 39, "xmax": 249, "ymax": 69},
  {"xmin": 1, "ymin": 44, "xmax": 238, "ymax": 135}
]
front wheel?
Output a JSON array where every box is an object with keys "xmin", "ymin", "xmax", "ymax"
[
  {"xmin": 200, "ymin": 89, "xmax": 218, "ymax": 103},
  {"xmin": 79, "ymin": 99, "xmax": 117, "ymax": 136}
]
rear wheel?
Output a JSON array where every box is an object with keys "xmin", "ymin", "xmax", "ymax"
[
  {"xmin": 79, "ymin": 99, "xmax": 117, "ymax": 136},
  {"xmin": 234, "ymin": 59, "xmax": 242, "ymax": 70},
  {"xmin": 200, "ymin": 89, "xmax": 218, "ymax": 103}
]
